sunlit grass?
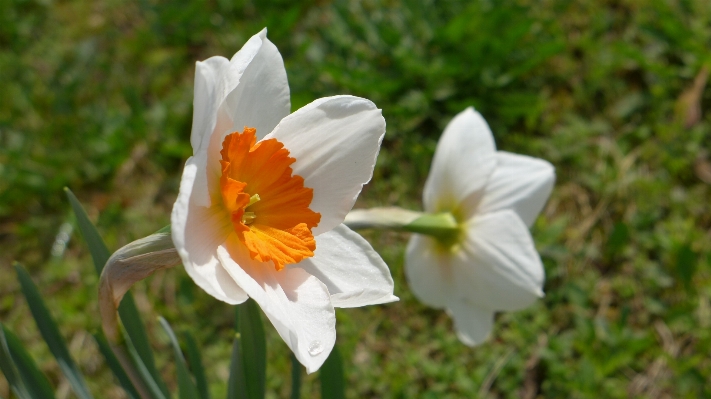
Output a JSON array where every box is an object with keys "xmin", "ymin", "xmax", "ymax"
[{"xmin": 2, "ymin": 0, "xmax": 711, "ymax": 397}]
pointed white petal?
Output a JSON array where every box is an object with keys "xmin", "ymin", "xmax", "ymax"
[
  {"xmin": 190, "ymin": 56, "xmax": 230, "ymax": 152},
  {"xmin": 265, "ymin": 96, "xmax": 386, "ymax": 235},
  {"xmin": 190, "ymin": 31, "xmax": 265, "ymax": 154},
  {"xmin": 171, "ymin": 156, "xmax": 249, "ymax": 304},
  {"xmin": 198, "ymin": 108, "xmax": 235, "ymax": 208},
  {"xmin": 223, "ymin": 29, "xmax": 290, "ymax": 140},
  {"xmin": 423, "ymin": 107, "xmax": 497, "ymax": 215},
  {"xmin": 190, "ymin": 29, "xmax": 289, "ymax": 206},
  {"xmin": 453, "ymin": 210, "xmax": 544, "ymax": 311},
  {"xmin": 447, "ymin": 300, "xmax": 494, "ymax": 347},
  {"xmin": 193, "ymin": 29, "xmax": 292, "ymax": 207},
  {"xmin": 183, "ymin": 149, "xmax": 213, "ymax": 208},
  {"xmin": 404, "ymin": 234, "xmax": 455, "ymax": 309},
  {"xmin": 218, "ymin": 236, "xmax": 336, "ymax": 374},
  {"xmin": 293, "ymin": 224, "xmax": 398, "ymax": 308},
  {"xmin": 476, "ymin": 152, "xmax": 555, "ymax": 226}
]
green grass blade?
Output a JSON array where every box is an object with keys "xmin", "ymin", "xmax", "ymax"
[
  {"xmin": 0, "ymin": 323, "xmax": 32, "ymax": 399},
  {"xmin": 235, "ymin": 299, "xmax": 266, "ymax": 399},
  {"xmin": 118, "ymin": 294, "xmax": 170, "ymax": 397},
  {"xmin": 65, "ymin": 187, "xmax": 168, "ymax": 396},
  {"xmin": 122, "ymin": 329, "xmax": 168, "ymax": 399},
  {"xmin": 92, "ymin": 332, "xmax": 141, "ymax": 399},
  {"xmin": 226, "ymin": 335, "xmax": 247, "ymax": 399},
  {"xmin": 158, "ymin": 317, "xmax": 199, "ymax": 399},
  {"xmin": 64, "ymin": 187, "xmax": 110, "ymax": 275},
  {"xmin": 182, "ymin": 331, "xmax": 210, "ymax": 399},
  {"xmin": 1, "ymin": 325, "xmax": 55, "ymax": 399},
  {"xmin": 319, "ymin": 346, "xmax": 345, "ymax": 399},
  {"xmin": 676, "ymin": 245, "xmax": 698, "ymax": 291},
  {"xmin": 14, "ymin": 263, "xmax": 94, "ymax": 399},
  {"xmin": 290, "ymin": 353, "xmax": 301, "ymax": 399}
]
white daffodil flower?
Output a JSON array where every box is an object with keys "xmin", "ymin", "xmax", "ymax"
[
  {"xmin": 171, "ymin": 29, "xmax": 397, "ymax": 373},
  {"xmin": 405, "ymin": 107, "xmax": 554, "ymax": 346}
]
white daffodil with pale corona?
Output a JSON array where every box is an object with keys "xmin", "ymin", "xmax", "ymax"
[
  {"xmin": 171, "ymin": 29, "xmax": 397, "ymax": 372},
  {"xmin": 405, "ymin": 107, "xmax": 554, "ymax": 346}
]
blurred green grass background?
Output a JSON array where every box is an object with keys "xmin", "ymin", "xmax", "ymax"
[{"xmin": 2, "ymin": 0, "xmax": 711, "ymax": 397}]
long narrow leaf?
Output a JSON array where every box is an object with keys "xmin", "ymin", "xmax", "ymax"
[
  {"xmin": 1, "ymin": 325, "xmax": 55, "ymax": 399},
  {"xmin": 64, "ymin": 187, "xmax": 110, "ymax": 275},
  {"xmin": 122, "ymin": 330, "xmax": 168, "ymax": 399},
  {"xmin": 290, "ymin": 353, "xmax": 301, "ymax": 399},
  {"xmin": 319, "ymin": 346, "xmax": 345, "ymax": 399},
  {"xmin": 0, "ymin": 323, "xmax": 32, "ymax": 399},
  {"xmin": 235, "ymin": 300, "xmax": 266, "ymax": 399},
  {"xmin": 14, "ymin": 263, "xmax": 93, "ymax": 399},
  {"xmin": 92, "ymin": 332, "xmax": 140, "ymax": 399},
  {"xmin": 118, "ymin": 294, "xmax": 169, "ymax": 397},
  {"xmin": 158, "ymin": 317, "xmax": 200, "ymax": 399},
  {"xmin": 226, "ymin": 335, "xmax": 247, "ymax": 399},
  {"xmin": 65, "ymin": 187, "xmax": 168, "ymax": 396},
  {"xmin": 182, "ymin": 331, "xmax": 210, "ymax": 399}
]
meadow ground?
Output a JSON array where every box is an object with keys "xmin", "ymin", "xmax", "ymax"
[{"xmin": 1, "ymin": 0, "xmax": 711, "ymax": 398}]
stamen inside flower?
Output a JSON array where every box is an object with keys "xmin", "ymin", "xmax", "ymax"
[
  {"xmin": 219, "ymin": 127, "xmax": 321, "ymax": 270},
  {"xmin": 241, "ymin": 194, "xmax": 261, "ymax": 224}
]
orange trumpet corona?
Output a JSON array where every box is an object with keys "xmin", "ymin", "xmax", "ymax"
[{"xmin": 219, "ymin": 127, "xmax": 321, "ymax": 270}]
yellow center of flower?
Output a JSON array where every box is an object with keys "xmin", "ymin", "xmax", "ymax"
[{"xmin": 219, "ymin": 127, "xmax": 321, "ymax": 271}]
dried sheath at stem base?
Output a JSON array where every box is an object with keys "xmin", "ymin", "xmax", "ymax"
[{"xmin": 99, "ymin": 231, "xmax": 181, "ymax": 343}]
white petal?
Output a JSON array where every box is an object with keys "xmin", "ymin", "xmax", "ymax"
[
  {"xmin": 265, "ymin": 96, "xmax": 386, "ymax": 235},
  {"xmin": 218, "ymin": 236, "xmax": 336, "ymax": 374},
  {"xmin": 190, "ymin": 31, "xmax": 265, "ymax": 154},
  {"xmin": 293, "ymin": 224, "xmax": 398, "ymax": 308},
  {"xmin": 188, "ymin": 30, "xmax": 269, "ymax": 206},
  {"xmin": 476, "ymin": 152, "xmax": 555, "ymax": 226},
  {"xmin": 453, "ymin": 210, "xmax": 544, "ymax": 311},
  {"xmin": 223, "ymin": 30, "xmax": 290, "ymax": 140},
  {"xmin": 447, "ymin": 300, "xmax": 494, "ymax": 347},
  {"xmin": 171, "ymin": 156, "xmax": 249, "ymax": 304},
  {"xmin": 190, "ymin": 56, "xmax": 230, "ymax": 152},
  {"xmin": 423, "ymin": 107, "xmax": 497, "ymax": 215},
  {"xmin": 194, "ymin": 29, "xmax": 292, "ymax": 207},
  {"xmin": 404, "ymin": 234, "xmax": 455, "ymax": 309}
]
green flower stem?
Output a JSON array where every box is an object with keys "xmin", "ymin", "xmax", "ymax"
[
  {"xmin": 403, "ymin": 212, "xmax": 460, "ymax": 244},
  {"xmin": 345, "ymin": 207, "xmax": 460, "ymax": 243},
  {"xmin": 290, "ymin": 353, "xmax": 301, "ymax": 399},
  {"xmin": 344, "ymin": 207, "xmax": 422, "ymax": 230}
]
